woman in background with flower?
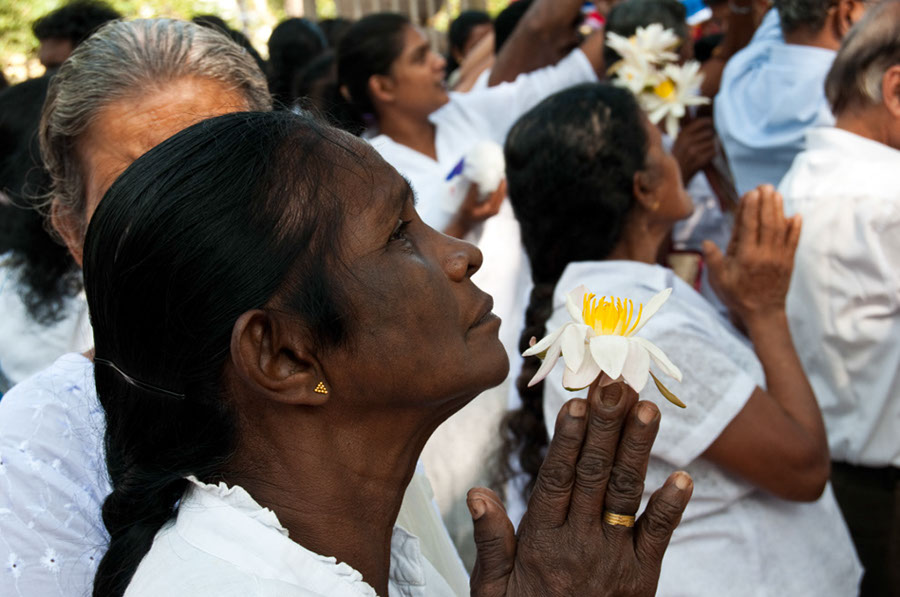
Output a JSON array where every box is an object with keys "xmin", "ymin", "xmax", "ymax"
[{"xmin": 497, "ymin": 82, "xmax": 861, "ymax": 596}]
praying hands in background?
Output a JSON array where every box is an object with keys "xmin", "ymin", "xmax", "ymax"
[{"xmin": 467, "ymin": 382, "xmax": 693, "ymax": 596}]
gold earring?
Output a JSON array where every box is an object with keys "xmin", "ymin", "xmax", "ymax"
[{"xmin": 314, "ymin": 381, "xmax": 328, "ymax": 395}]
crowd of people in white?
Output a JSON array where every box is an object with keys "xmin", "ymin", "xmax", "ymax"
[{"xmin": 0, "ymin": 0, "xmax": 897, "ymax": 595}]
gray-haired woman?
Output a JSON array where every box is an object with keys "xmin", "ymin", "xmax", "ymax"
[{"xmin": 0, "ymin": 18, "xmax": 270, "ymax": 597}]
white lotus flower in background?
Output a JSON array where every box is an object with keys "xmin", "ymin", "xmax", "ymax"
[
  {"xmin": 611, "ymin": 61, "xmax": 658, "ymax": 95},
  {"xmin": 642, "ymin": 61, "xmax": 710, "ymax": 139},
  {"xmin": 606, "ymin": 24, "xmax": 680, "ymax": 71},
  {"xmin": 523, "ymin": 286, "xmax": 685, "ymax": 407}
]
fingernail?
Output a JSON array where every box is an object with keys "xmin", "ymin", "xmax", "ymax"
[
  {"xmin": 637, "ymin": 402, "xmax": 656, "ymax": 424},
  {"xmin": 529, "ymin": 336, "xmax": 537, "ymax": 347},
  {"xmin": 674, "ymin": 471, "xmax": 692, "ymax": 491},
  {"xmin": 599, "ymin": 383, "xmax": 623, "ymax": 407},
  {"xmin": 468, "ymin": 497, "xmax": 486, "ymax": 520},
  {"xmin": 568, "ymin": 400, "xmax": 587, "ymax": 418}
]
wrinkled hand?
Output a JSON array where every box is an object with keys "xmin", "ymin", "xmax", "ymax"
[
  {"xmin": 703, "ymin": 184, "xmax": 802, "ymax": 325},
  {"xmin": 468, "ymin": 382, "xmax": 693, "ymax": 597},
  {"xmin": 445, "ymin": 180, "xmax": 506, "ymax": 239},
  {"xmin": 671, "ymin": 117, "xmax": 717, "ymax": 182}
]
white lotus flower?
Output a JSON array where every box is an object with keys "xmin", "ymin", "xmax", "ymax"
[
  {"xmin": 606, "ymin": 24, "xmax": 680, "ymax": 70},
  {"xmin": 641, "ymin": 61, "xmax": 710, "ymax": 139},
  {"xmin": 523, "ymin": 286, "xmax": 685, "ymax": 407},
  {"xmin": 611, "ymin": 61, "xmax": 658, "ymax": 95}
]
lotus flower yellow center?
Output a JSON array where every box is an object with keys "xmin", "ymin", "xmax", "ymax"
[
  {"xmin": 581, "ymin": 293, "xmax": 644, "ymax": 337},
  {"xmin": 653, "ymin": 78, "xmax": 676, "ymax": 100}
]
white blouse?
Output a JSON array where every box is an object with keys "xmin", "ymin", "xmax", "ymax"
[
  {"xmin": 126, "ymin": 477, "xmax": 456, "ymax": 597},
  {"xmin": 542, "ymin": 260, "xmax": 861, "ymax": 597},
  {"xmin": 0, "ymin": 257, "xmax": 92, "ymax": 390}
]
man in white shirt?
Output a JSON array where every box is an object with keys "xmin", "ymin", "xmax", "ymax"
[
  {"xmin": 715, "ymin": 0, "xmax": 869, "ymax": 195},
  {"xmin": 780, "ymin": 4, "xmax": 900, "ymax": 593}
]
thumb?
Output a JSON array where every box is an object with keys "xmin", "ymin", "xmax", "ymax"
[
  {"xmin": 468, "ymin": 487, "xmax": 516, "ymax": 597},
  {"xmin": 702, "ymin": 240, "xmax": 724, "ymax": 280}
]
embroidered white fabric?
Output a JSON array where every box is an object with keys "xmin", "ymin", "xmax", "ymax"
[{"xmin": 541, "ymin": 260, "xmax": 861, "ymax": 596}]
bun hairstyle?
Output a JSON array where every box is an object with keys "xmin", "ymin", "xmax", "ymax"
[
  {"xmin": 336, "ymin": 13, "xmax": 411, "ymax": 134},
  {"xmin": 497, "ymin": 83, "xmax": 649, "ymax": 501},
  {"xmin": 84, "ymin": 111, "xmax": 357, "ymax": 596}
]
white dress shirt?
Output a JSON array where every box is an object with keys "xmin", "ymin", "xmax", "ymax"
[
  {"xmin": 126, "ymin": 477, "xmax": 456, "ymax": 597},
  {"xmin": 781, "ymin": 126, "xmax": 900, "ymax": 468},
  {"xmin": 542, "ymin": 260, "xmax": 861, "ymax": 596},
  {"xmin": 714, "ymin": 9, "xmax": 836, "ymax": 195},
  {"xmin": 0, "ymin": 258, "xmax": 92, "ymax": 390},
  {"xmin": 0, "ymin": 355, "xmax": 469, "ymax": 597}
]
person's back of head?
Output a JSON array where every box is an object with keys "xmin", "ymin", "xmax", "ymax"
[
  {"xmin": 604, "ymin": 0, "xmax": 689, "ymax": 65},
  {"xmin": 499, "ymin": 83, "xmax": 649, "ymax": 498},
  {"xmin": 449, "ymin": 10, "xmax": 492, "ymax": 58},
  {"xmin": 319, "ymin": 17, "xmax": 354, "ymax": 48},
  {"xmin": 825, "ymin": 0, "xmax": 900, "ymax": 143},
  {"xmin": 40, "ymin": 18, "xmax": 271, "ymax": 243},
  {"xmin": 773, "ymin": 0, "xmax": 833, "ymax": 34},
  {"xmin": 267, "ymin": 18, "xmax": 327, "ymax": 108},
  {"xmin": 494, "ymin": 0, "xmax": 534, "ymax": 54},
  {"xmin": 32, "ymin": 0, "xmax": 121, "ymax": 68}
]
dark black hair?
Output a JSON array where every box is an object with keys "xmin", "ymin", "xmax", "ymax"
[
  {"xmin": 32, "ymin": 0, "xmax": 121, "ymax": 44},
  {"xmin": 0, "ymin": 75, "xmax": 81, "ymax": 325},
  {"xmin": 319, "ymin": 17, "xmax": 354, "ymax": 48},
  {"xmin": 0, "ymin": 71, "xmax": 8, "ymax": 91},
  {"xmin": 292, "ymin": 50, "xmax": 360, "ymax": 132},
  {"xmin": 604, "ymin": 0, "xmax": 689, "ymax": 66},
  {"xmin": 446, "ymin": 10, "xmax": 492, "ymax": 74},
  {"xmin": 337, "ymin": 12, "xmax": 410, "ymax": 132},
  {"xmin": 192, "ymin": 14, "xmax": 268, "ymax": 75},
  {"xmin": 496, "ymin": 83, "xmax": 649, "ymax": 501},
  {"xmin": 267, "ymin": 18, "xmax": 327, "ymax": 108},
  {"xmin": 494, "ymin": 0, "xmax": 533, "ymax": 54},
  {"xmin": 85, "ymin": 111, "xmax": 359, "ymax": 597}
]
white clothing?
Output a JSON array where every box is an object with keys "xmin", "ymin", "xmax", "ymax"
[
  {"xmin": 714, "ymin": 9, "xmax": 836, "ymax": 195},
  {"xmin": 0, "ymin": 353, "xmax": 105, "ymax": 597},
  {"xmin": 0, "ymin": 354, "xmax": 469, "ymax": 597},
  {"xmin": 0, "ymin": 257, "xmax": 92, "ymax": 390},
  {"xmin": 127, "ymin": 477, "xmax": 456, "ymax": 597},
  {"xmin": 781, "ymin": 127, "xmax": 900, "ymax": 467},
  {"xmin": 542, "ymin": 260, "xmax": 861, "ymax": 597}
]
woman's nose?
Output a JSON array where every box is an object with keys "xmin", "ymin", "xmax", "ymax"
[{"xmin": 443, "ymin": 236, "xmax": 483, "ymax": 282}]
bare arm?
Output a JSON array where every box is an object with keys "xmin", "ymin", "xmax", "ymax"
[
  {"xmin": 702, "ymin": 186, "xmax": 829, "ymax": 502},
  {"xmin": 489, "ymin": 0, "xmax": 603, "ymax": 86},
  {"xmin": 452, "ymin": 32, "xmax": 496, "ymax": 92}
]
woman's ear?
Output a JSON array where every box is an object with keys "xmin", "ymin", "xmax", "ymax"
[
  {"xmin": 368, "ymin": 73, "xmax": 396, "ymax": 106},
  {"xmin": 882, "ymin": 65, "xmax": 900, "ymax": 120},
  {"xmin": 51, "ymin": 202, "xmax": 85, "ymax": 267},
  {"xmin": 632, "ymin": 169, "xmax": 661, "ymax": 213},
  {"xmin": 230, "ymin": 309, "xmax": 330, "ymax": 407}
]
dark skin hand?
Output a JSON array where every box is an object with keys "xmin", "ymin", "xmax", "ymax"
[
  {"xmin": 468, "ymin": 382, "xmax": 694, "ymax": 596},
  {"xmin": 671, "ymin": 117, "xmax": 717, "ymax": 183},
  {"xmin": 445, "ymin": 179, "xmax": 507, "ymax": 239}
]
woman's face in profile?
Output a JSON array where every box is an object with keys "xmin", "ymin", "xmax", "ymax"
[{"xmin": 322, "ymin": 150, "xmax": 509, "ymax": 411}]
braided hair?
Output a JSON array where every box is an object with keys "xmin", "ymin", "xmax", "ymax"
[{"xmin": 496, "ymin": 83, "xmax": 650, "ymax": 501}]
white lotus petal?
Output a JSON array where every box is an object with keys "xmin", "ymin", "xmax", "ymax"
[
  {"xmin": 560, "ymin": 324, "xmax": 587, "ymax": 372},
  {"xmin": 527, "ymin": 341, "xmax": 562, "ymax": 387},
  {"xmin": 522, "ymin": 324, "xmax": 568, "ymax": 357},
  {"xmin": 621, "ymin": 341, "xmax": 651, "ymax": 392},
  {"xmin": 565, "ymin": 285, "xmax": 591, "ymax": 323},
  {"xmin": 629, "ymin": 288, "xmax": 672, "ymax": 336},
  {"xmin": 633, "ymin": 337, "xmax": 682, "ymax": 381},
  {"xmin": 562, "ymin": 355, "xmax": 602, "ymax": 391},
  {"xmin": 589, "ymin": 335, "xmax": 629, "ymax": 380}
]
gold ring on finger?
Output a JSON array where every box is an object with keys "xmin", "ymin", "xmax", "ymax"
[{"xmin": 602, "ymin": 510, "xmax": 636, "ymax": 528}]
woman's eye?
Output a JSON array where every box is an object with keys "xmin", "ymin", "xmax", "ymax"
[{"xmin": 389, "ymin": 218, "xmax": 411, "ymax": 243}]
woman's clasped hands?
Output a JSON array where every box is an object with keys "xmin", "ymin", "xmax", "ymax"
[{"xmin": 467, "ymin": 382, "xmax": 693, "ymax": 597}]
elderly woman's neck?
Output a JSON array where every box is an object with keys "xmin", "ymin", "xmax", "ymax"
[
  {"xmin": 836, "ymin": 106, "xmax": 897, "ymax": 149},
  {"xmin": 224, "ymin": 406, "xmax": 442, "ymax": 597}
]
